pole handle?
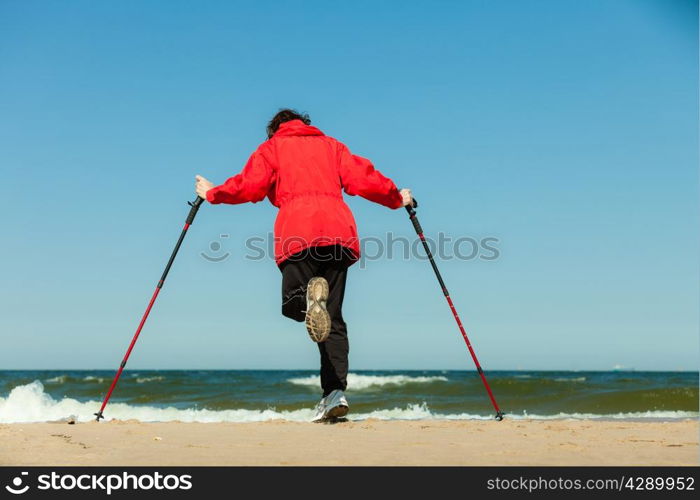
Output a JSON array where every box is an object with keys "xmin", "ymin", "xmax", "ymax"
[
  {"xmin": 186, "ymin": 196, "xmax": 205, "ymax": 225},
  {"xmin": 404, "ymin": 197, "xmax": 422, "ymax": 233},
  {"xmin": 404, "ymin": 196, "xmax": 418, "ymax": 214}
]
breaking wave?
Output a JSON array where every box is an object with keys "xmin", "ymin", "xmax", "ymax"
[
  {"xmin": 287, "ymin": 373, "xmax": 448, "ymax": 390},
  {"xmin": 0, "ymin": 382, "xmax": 696, "ymax": 424},
  {"xmin": 135, "ymin": 376, "xmax": 166, "ymax": 384}
]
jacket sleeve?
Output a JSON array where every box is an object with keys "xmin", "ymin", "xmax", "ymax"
[
  {"xmin": 206, "ymin": 148, "xmax": 275, "ymax": 205},
  {"xmin": 336, "ymin": 142, "xmax": 403, "ymax": 209}
]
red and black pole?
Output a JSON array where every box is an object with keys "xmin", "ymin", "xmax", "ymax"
[
  {"xmin": 94, "ymin": 196, "xmax": 205, "ymax": 421},
  {"xmin": 405, "ymin": 199, "xmax": 504, "ymax": 421}
]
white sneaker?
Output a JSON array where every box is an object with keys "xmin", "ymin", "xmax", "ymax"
[
  {"xmin": 311, "ymin": 389, "xmax": 349, "ymax": 422},
  {"xmin": 311, "ymin": 396, "xmax": 328, "ymax": 422}
]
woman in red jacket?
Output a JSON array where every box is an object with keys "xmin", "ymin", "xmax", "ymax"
[{"xmin": 195, "ymin": 109, "xmax": 412, "ymax": 421}]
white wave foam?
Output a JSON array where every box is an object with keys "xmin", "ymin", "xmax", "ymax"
[
  {"xmin": 554, "ymin": 377, "xmax": 586, "ymax": 382},
  {"xmin": 45, "ymin": 375, "xmax": 108, "ymax": 384},
  {"xmin": 0, "ymin": 382, "xmax": 697, "ymax": 424},
  {"xmin": 513, "ymin": 410, "xmax": 700, "ymax": 420},
  {"xmin": 136, "ymin": 376, "xmax": 165, "ymax": 384},
  {"xmin": 0, "ymin": 381, "xmax": 318, "ymax": 423},
  {"xmin": 288, "ymin": 373, "xmax": 448, "ymax": 390}
]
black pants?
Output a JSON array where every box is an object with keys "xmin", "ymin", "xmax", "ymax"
[{"xmin": 280, "ymin": 245, "xmax": 353, "ymax": 397}]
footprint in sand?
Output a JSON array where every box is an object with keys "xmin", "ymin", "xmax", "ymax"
[
  {"xmin": 50, "ymin": 433, "xmax": 90, "ymax": 449},
  {"xmin": 560, "ymin": 442, "xmax": 582, "ymax": 449}
]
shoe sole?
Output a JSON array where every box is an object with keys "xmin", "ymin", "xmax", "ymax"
[
  {"xmin": 325, "ymin": 404, "xmax": 349, "ymax": 419},
  {"xmin": 305, "ymin": 277, "xmax": 330, "ymax": 343}
]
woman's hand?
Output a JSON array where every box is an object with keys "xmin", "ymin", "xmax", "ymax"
[
  {"xmin": 400, "ymin": 188, "xmax": 413, "ymax": 207},
  {"xmin": 195, "ymin": 175, "xmax": 214, "ymax": 200}
]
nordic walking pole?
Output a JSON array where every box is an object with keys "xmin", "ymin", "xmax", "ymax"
[
  {"xmin": 405, "ymin": 198, "xmax": 504, "ymax": 421},
  {"xmin": 94, "ymin": 196, "xmax": 205, "ymax": 421}
]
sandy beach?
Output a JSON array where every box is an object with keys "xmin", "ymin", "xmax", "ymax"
[{"xmin": 1, "ymin": 419, "xmax": 697, "ymax": 466}]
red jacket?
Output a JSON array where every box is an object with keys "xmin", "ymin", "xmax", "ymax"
[{"xmin": 206, "ymin": 120, "xmax": 403, "ymax": 265}]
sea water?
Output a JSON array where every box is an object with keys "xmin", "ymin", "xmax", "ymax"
[{"xmin": 0, "ymin": 370, "xmax": 697, "ymax": 423}]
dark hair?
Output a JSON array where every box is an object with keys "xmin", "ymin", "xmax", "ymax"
[{"xmin": 267, "ymin": 108, "xmax": 311, "ymax": 138}]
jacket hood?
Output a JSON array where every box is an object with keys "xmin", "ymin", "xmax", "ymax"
[{"xmin": 273, "ymin": 119, "xmax": 325, "ymax": 138}]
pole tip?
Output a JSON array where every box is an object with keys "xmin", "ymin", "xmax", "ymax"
[
  {"xmin": 495, "ymin": 411, "xmax": 505, "ymax": 421},
  {"xmin": 94, "ymin": 411, "xmax": 104, "ymax": 422}
]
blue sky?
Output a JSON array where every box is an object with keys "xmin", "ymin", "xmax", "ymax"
[{"xmin": 1, "ymin": 0, "xmax": 697, "ymax": 370}]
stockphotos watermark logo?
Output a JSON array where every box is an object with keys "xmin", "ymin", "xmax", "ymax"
[
  {"xmin": 200, "ymin": 231, "xmax": 501, "ymax": 268},
  {"xmin": 5, "ymin": 472, "xmax": 29, "ymax": 495},
  {"xmin": 3, "ymin": 471, "xmax": 192, "ymax": 495}
]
